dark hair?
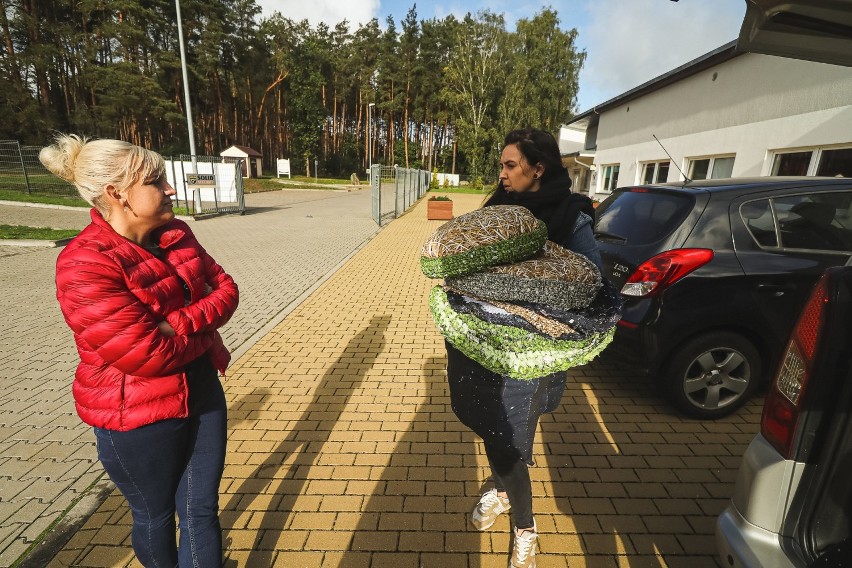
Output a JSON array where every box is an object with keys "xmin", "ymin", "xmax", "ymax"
[{"xmin": 503, "ymin": 128, "xmax": 566, "ymax": 182}]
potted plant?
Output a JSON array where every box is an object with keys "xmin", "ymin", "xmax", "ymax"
[{"xmin": 427, "ymin": 195, "xmax": 454, "ymax": 220}]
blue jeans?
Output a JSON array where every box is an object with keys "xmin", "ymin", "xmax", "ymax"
[{"xmin": 94, "ymin": 364, "xmax": 227, "ymax": 568}]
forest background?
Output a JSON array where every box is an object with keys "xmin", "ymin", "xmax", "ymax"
[{"xmin": 0, "ymin": 1, "xmax": 585, "ymax": 181}]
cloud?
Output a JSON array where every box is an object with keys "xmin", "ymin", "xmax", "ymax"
[
  {"xmin": 576, "ymin": 0, "xmax": 745, "ymax": 111},
  {"xmin": 254, "ymin": 0, "xmax": 380, "ymax": 26}
]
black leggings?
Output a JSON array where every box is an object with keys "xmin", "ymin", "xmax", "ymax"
[{"xmin": 485, "ymin": 442, "xmax": 534, "ymax": 529}]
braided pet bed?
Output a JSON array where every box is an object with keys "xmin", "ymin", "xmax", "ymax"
[
  {"xmin": 429, "ymin": 285, "xmax": 617, "ymax": 380},
  {"xmin": 444, "ymin": 278, "xmax": 623, "ymax": 342},
  {"xmin": 420, "ymin": 205, "xmax": 547, "ymax": 279},
  {"xmin": 445, "ymin": 241, "xmax": 603, "ymax": 310}
]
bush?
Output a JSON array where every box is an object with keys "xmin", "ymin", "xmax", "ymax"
[{"xmin": 430, "ymin": 168, "xmax": 439, "ymax": 190}]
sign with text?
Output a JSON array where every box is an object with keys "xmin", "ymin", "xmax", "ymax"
[{"xmin": 186, "ymin": 174, "xmax": 215, "ymax": 187}]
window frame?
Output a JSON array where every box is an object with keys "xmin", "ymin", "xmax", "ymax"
[
  {"xmin": 740, "ymin": 191, "xmax": 852, "ymax": 254},
  {"xmin": 639, "ymin": 160, "xmax": 671, "ymax": 184},
  {"xmin": 686, "ymin": 154, "xmax": 736, "ymax": 181},
  {"xmin": 770, "ymin": 144, "xmax": 852, "ymax": 177},
  {"xmin": 599, "ymin": 163, "xmax": 620, "ymax": 193}
]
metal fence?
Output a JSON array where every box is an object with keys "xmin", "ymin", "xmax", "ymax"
[
  {"xmin": 0, "ymin": 140, "xmax": 77, "ymax": 197},
  {"xmin": 0, "ymin": 141, "xmax": 244, "ymax": 216},
  {"xmin": 370, "ymin": 164, "xmax": 431, "ymax": 226}
]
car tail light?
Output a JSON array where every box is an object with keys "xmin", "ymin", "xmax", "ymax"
[
  {"xmin": 761, "ymin": 274, "xmax": 830, "ymax": 458},
  {"xmin": 620, "ymin": 249, "xmax": 714, "ymax": 297}
]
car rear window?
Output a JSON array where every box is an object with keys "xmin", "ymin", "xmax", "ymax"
[{"xmin": 595, "ymin": 188, "xmax": 694, "ymax": 246}]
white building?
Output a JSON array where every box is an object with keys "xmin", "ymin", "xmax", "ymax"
[
  {"xmin": 561, "ymin": 41, "xmax": 852, "ymax": 201},
  {"xmin": 220, "ymin": 145, "xmax": 263, "ymax": 178}
]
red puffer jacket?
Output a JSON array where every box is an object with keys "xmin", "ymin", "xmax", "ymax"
[{"xmin": 56, "ymin": 209, "xmax": 239, "ymax": 431}]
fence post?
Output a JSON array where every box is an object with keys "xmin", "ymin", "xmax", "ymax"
[
  {"xmin": 370, "ymin": 164, "xmax": 380, "ymax": 225},
  {"xmin": 169, "ymin": 157, "xmax": 182, "ymax": 209},
  {"xmin": 16, "ymin": 141, "xmax": 32, "ymax": 195},
  {"xmin": 236, "ymin": 159, "xmax": 245, "ymax": 214},
  {"xmin": 211, "ymin": 156, "xmax": 220, "ymax": 211}
]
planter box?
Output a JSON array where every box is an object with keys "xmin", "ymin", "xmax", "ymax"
[{"xmin": 427, "ymin": 200, "xmax": 454, "ymax": 220}]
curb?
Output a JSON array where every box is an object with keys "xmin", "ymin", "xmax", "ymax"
[
  {"xmin": 0, "ymin": 200, "xmax": 87, "ymax": 211},
  {"xmin": 0, "ymin": 237, "xmax": 75, "ymax": 247},
  {"xmin": 14, "ymin": 477, "xmax": 113, "ymax": 568}
]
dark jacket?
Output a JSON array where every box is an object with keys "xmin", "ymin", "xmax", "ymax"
[{"xmin": 446, "ymin": 170, "xmax": 600, "ymax": 464}]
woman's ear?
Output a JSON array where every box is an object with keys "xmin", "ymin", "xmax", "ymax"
[
  {"xmin": 104, "ymin": 185, "xmax": 124, "ymax": 204},
  {"xmin": 533, "ymin": 164, "xmax": 545, "ymax": 180}
]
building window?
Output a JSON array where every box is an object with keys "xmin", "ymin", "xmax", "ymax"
[
  {"xmin": 816, "ymin": 148, "xmax": 852, "ymax": 177},
  {"xmin": 772, "ymin": 151, "xmax": 812, "ymax": 175},
  {"xmin": 601, "ymin": 164, "xmax": 620, "ymax": 192},
  {"xmin": 688, "ymin": 155, "xmax": 735, "ymax": 180},
  {"xmin": 771, "ymin": 146, "xmax": 852, "ymax": 177},
  {"xmin": 641, "ymin": 161, "xmax": 670, "ymax": 184}
]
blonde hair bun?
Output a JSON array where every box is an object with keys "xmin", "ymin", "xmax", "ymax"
[{"xmin": 39, "ymin": 134, "xmax": 87, "ymax": 184}]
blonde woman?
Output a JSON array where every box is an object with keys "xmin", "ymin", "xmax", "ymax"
[{"xmin": 42, "ymin": 135, "xmax": 238, "ymax": 566}]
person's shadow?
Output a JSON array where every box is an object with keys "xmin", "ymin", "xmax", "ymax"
[
  {"xmin": 540, "ymin": 358, "xmax": 658, "ymax": 565},
  {"xmin": 348, "ymin": 355, "xmax": 490, "ymax": 566},
  {"xmin": 540, "ymin": 356, "xmax": 760, "ymax": 565},
  {"xmin": 221, "ymin": 314, "xmax": 390, "ymax": 567}
]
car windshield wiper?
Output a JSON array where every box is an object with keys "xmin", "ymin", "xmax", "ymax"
[{"xmin": 595, "ymin": 231, "xmax": 627, "ymax": 244}]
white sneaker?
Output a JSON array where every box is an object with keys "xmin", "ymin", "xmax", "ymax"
[
  {"xmin": 509, "ymin": 521, "xmax": 537, "ymax": 568},
  {"xmin": 471, "ymin": 488, "xmax": 511, "ymax": 531}
]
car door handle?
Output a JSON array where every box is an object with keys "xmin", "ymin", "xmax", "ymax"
[{"xmin": 756, "ymin": 283, "xmax": 791, "ymax": 297}]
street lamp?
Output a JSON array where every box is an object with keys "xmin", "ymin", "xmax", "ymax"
[
  {"xmin": 175, "ymin": 0, "xmax": 196, "ymax": 172},
  {"xmin": 368, "ymin": 103, "xmax": 375, "ymax": 171}
]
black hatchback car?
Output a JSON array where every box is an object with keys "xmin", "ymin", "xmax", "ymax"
[{"xmin": 594, "ymin": 177, "xmax": 852, "ymax": 419}]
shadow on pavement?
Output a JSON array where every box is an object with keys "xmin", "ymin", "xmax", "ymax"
[
  {"xmin": 221, "ymin": 314, "xmax": 390, "ymax": 567},
  {"xmin": 346, "ymin": 355, "xmax": 487, "ymax": 566}
]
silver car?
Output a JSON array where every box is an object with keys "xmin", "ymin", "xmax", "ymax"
[{"xmin": 717, "ymin": 266, "xmax": 852, "ymax": 567}]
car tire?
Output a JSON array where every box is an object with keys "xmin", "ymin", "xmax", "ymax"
[{"xmin": 663, "ymin": 332, "xmax": 762, "ymax": 419}]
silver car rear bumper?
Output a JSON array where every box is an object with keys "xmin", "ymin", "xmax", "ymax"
[{"xmin": 716, "ymin": 434, "xmax": 807, "ymax": 567}]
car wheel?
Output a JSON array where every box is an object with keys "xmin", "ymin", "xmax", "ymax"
[{"xmin": 663, "ymin": 332, "xmax": 762, "ymax": 419}]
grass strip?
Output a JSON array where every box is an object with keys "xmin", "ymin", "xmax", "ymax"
[{"xmin": 0, "ymin": 225, "xmax": 79, "ymax": 240}]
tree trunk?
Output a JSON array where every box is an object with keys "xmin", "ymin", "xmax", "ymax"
[
  {"xmin": 403, "ymin": 79, "xmax": 410, "ymax": 169},
  {"xmin": 253, "ymin": 72, "xmax": 286, "ymax": 140},
  {"xmin": 0, "ymin": 0, "xmax": 23, "ymax": 93}
]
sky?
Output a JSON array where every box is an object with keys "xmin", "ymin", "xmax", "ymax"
[{"xmin": 252, "ymin": 0, "xmax": 747, "ymax": 113}]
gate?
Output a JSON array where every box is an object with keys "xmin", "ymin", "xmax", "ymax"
[
  {"xmin": 370, "ymin": 165, "xmax": 431, "ymax": 226},
  {"xmin": 164, "ymin": 155, "xmax": 245, "ymax": 215}
]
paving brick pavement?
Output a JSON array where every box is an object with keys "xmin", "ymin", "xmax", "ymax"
[
  {"xmin": 23, "ymin": 193, "xmax": 766, "ymax": 567},
  {"xmin": 0, "ymin": 189, "xmax": 381, "ymax": 567}
]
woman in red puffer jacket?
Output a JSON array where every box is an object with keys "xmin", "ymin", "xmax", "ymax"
[{"xmin": 44, "ymin": 134, "xmax": 238, "ymax": 567}]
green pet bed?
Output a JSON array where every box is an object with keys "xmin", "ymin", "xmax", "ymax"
[
  {"xmin": 429, "ymin": 286, "xmax": 615, "ymax": 380},
  {"xmin": 420, "ymin": 205, "xmax": 547, "ymax": 279}
]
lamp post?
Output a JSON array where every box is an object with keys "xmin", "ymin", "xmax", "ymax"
[
  {"xmin": 368, "ymin": 102, "xmax": 375, "ymax": 171},
  {"xmin": 175, "ymin": 0, "xmax": 196, "ymax": 172}
]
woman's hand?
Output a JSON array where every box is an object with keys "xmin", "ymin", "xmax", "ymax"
[{"xmin": 158, "ymin": 320, "xmax": 176, "ymax": 337}]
